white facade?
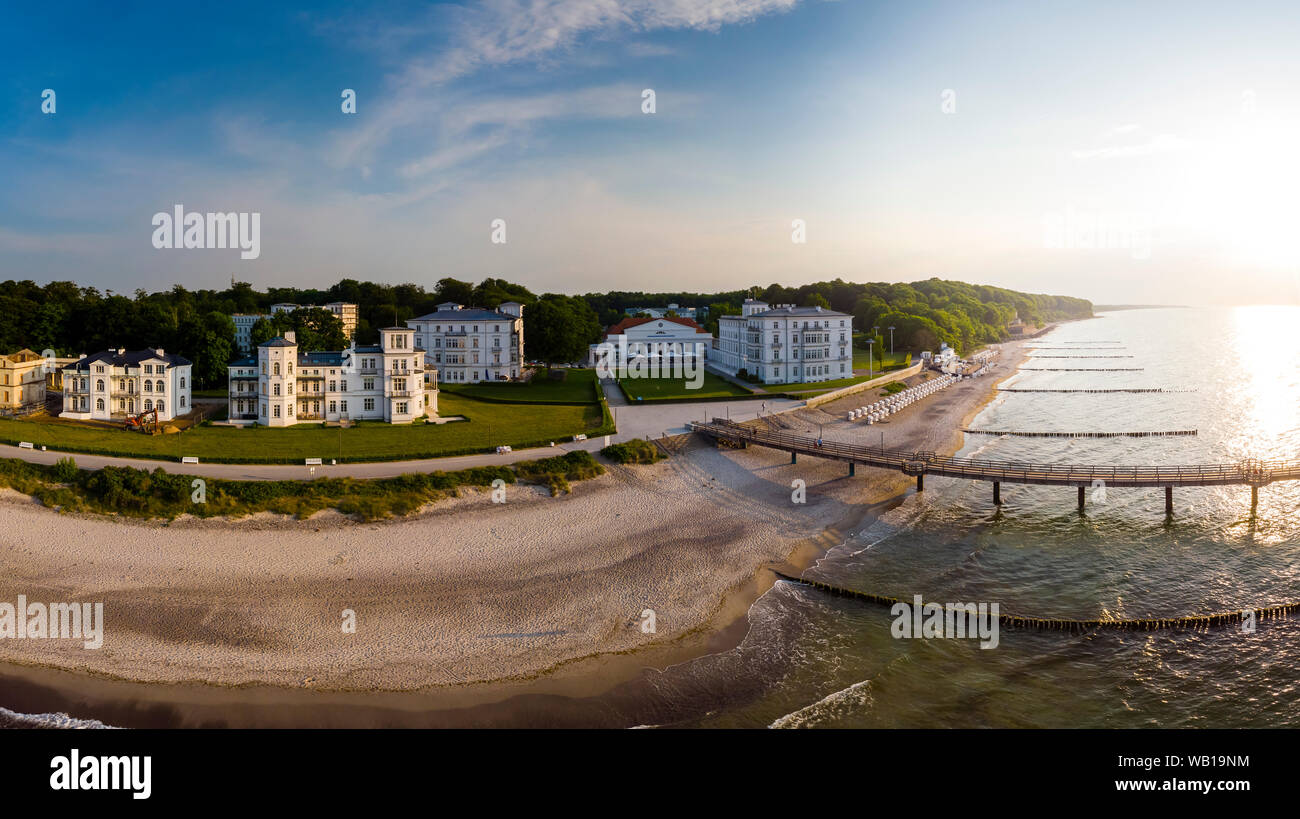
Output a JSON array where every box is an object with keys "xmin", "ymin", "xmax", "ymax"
[
  {"xmin": 60, "ymin": 348, "xmax": 193, "ymax": 422},
  {"xmin": 228, "ymin": 329, "xmax": 436, "ymax": 427},
  {"xmin": 407, "ymin": 302, "xmax": 524, "ymax": 384},
  {"xmin": 714, "ymin": 299, "xmax": 853, "ymax": 384},
  {"xmin": 232, "ymin": 314, "xmax": 265, "ymax": 354},
  {"xmin": 588, "ymin": 316, "xmax": 712, "ymax": 373}
]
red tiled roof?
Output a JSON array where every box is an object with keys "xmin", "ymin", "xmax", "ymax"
[{"xmin": 603, "ymin": 315, "xmax": 708, "ymax": 340}]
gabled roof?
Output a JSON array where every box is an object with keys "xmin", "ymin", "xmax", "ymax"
[
  {"xmin": 259, "ymin": 337, "xmax": 297, "ymax": 348},
  {"xmin": 603, "ymin": 316, "xmax": 709, "ymax": 340}
]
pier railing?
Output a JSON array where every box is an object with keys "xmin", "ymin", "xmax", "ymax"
[{"xmin": 691, "ymin": 418, "xmax": 1300, "ymax": 488}]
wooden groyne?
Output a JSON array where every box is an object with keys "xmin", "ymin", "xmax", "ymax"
[
  {"xmin": 997, "ymin": 388, "xmax": 1195, "ymax": 393},
  {"xmin": 773, "ymin": 572, "xmax": 1300, "ymax": 633},
  {"xmin": 1029, "ymin": 355, "xmax": 1135, "ymax": 358},
  {"xmin": 963, "ymin": 429, "xmax": 1197, "ymax": 438}
]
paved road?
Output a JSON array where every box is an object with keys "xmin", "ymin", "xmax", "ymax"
[{"xmin": 1, "ymin": 396, "xmax": 805, "ymax": 480}]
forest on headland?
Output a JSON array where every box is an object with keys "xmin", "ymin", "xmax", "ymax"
[{"xmin": 0, "ymin": 276, "xmax": 1092, "ymax": 387}]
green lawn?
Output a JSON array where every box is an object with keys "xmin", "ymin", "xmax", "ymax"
[
  {"xmin": 851, "ymin": 348, "xmax": 911, "ymax": 371},
  {"xmin": 617, "ymin": 372, "xmax": 754, "ymax": 401},
  {"xmin": 0, "ymin": 392, "xmax": 610, "ymax": 464},
  {"xmin": 439, "ymin": 367, "xmax": 599, "ymax": 403}
]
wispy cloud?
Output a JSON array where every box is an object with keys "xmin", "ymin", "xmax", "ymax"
[
  {"xmin": 1072, "ymin": 133, "xmax": 1188, "ymax": 160},
  {"xmin": 325, "ymin": 0, "xmax": 801, "ymax": 174}
]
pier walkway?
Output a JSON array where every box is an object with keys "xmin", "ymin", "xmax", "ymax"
[{"xmin": 690, "ymin": 418, "xmax": 1300, "ymax": 513}]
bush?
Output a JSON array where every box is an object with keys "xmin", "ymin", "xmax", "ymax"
[
  {"xmin": 52, "ymin": 457, "xmax": 78, "ymax": 483},
  {"xmin": 601, "ymin": 439, "xmax": 664, "ymax": 465}
]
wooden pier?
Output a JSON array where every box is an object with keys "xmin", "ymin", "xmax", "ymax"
[{"xmin": 690, "ymin": 419, "xmax": 1296, "ymax": 514}]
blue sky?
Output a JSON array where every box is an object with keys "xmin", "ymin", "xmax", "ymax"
[{"xmin": 4, "ymin": 0, "xmax": 1300, "ymax": 304}]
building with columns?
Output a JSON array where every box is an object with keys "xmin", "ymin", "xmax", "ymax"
[
  {"xmin": 227, "ymin": 328, "xmax": 436, "ymax": 426},
  {"xmin": 714, "ymin": 299, "xmax": 853, "ymax": 384}
]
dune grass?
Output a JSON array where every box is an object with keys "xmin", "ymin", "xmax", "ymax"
[{"xmin": 0, "ymin": 451, "xmax": 606, "ymax": 522}]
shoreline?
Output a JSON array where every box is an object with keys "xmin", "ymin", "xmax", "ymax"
[{"xmin": 0, "ymin": 335, "xmax": 1038, "ymax": 727}]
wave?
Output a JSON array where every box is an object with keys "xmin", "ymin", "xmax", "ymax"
[{"xmin": 0, "ymin": 706, "xmax": 119, "ymax": 729}]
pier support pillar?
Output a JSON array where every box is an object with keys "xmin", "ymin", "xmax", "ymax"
[
  {"xmin": 916, "ymin": 474, "xmax": 924, "ymax": 493},
  {"xmin": 849, "ymin": 462, "xmax": 855, "ymax": 477},
  {"xmin": 1077, "ymin": 486, "xmax": 1085, "ymax": 512},
  {"xmin": 1165, "ymin": 486, "xmax": 1173, "ymax": 516},
  {"xmin": 791, "ymin": 452, "xmax": 797, "ymax": 465},
  {"xmin": 1251, "ymin": 486, "xmax": 1259, "ymax": 510},
  {"xmin": 993, "ymin": 481, "xmax": 1001, "ymax": 505}
]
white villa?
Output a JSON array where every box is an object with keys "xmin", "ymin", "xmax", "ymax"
[
  {"xmin": 407, "ymin": 302, "xmax": 524, "ymax": 384},
  {"xmin": 588, "ymin": 315, "xmax": 712, "ymax": 374},
  {"xmin": 227, "ymin": 328, "xmax": 436, "ymax": 427},
  {"xmin": 714, "ymin": 299, "xmax": 853, "ymax": 384},
  {"xmin": 60, "ymin": 348, "xmax": 193, "ymax": 422}
]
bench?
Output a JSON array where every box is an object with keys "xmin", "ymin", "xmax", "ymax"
[
  {"xmin": 305, "ymin": 458, "xmax": 323, "ymax": 465},
  {"xmin": 181, "ymin": 456, "xmax": 199, "ymax": 464},
  {"xmin": 17, "ymin": 441, "xmax": 33, "ymax": 449}
]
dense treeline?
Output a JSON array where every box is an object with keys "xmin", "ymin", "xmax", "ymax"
[
  {"xmin": 583, "ymin": 277, "xmax": 1092, "ymax": 354},
  {"xmin": 0, "ymin": 275, "xmax": 1089, "ymax": 388}
]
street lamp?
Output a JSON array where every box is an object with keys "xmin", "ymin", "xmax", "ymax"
[
  {"xmin": 866, "ymin": 337, "xmax": 875, "ymax": 380},
  {"xmin": 888, "ymin": 325, "xmax": 895, "ymax": 354}
]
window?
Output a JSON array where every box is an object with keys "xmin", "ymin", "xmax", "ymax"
[
  {"xmin": 273, "ymin": 362, "xmax": 280, "ymax": 376},
  {"xmin": 340, "ymin": 380, "xmax": 347, "ymax": 391},
  {"xmin": 180, "ymin": 377, "xmax": 186, "ymax": 388},
  {"xmin": 363, "ymin": 378, "xmax": 374, "ymax": 390},
  {"xmin": 363, "ymin": 398, "xmax": 375, "ymax": 411},
  {"xmin": 96, "ymin": 398, "xmax": 104, "ymax": 410},
  {"xmin": 156, "ymin": 380, "xmax": 164, "ymax": 392},
  {"xmin": 144, "ymin": 381, "xmax": 152, "ymax": 392},
  {"xmin": 96, "ymin": 379, "xmax": 105, "ymax": 391},
  {"xmin": 179, "ymin": 397, "xmax": 185, "ymax": 408},
  {"xmin": 340, "ymin": 400, "xmax": 348, "ymax": 412},
  {"xmin": 397, "ymin": 402, "xmax": 408, "ymax": 414},
  {"xmin": 156, "ymin": 399, "xmax": 164, "ymax": 414},
  {"xmin": 144, "ymin": 399, "xmax": 153, "ymax": 410},
  {"xmin": 274, "ymin": 405, "xmax": 281, "ymax": 418},
  {"xmin": 329, "ymin": 401, "xmax": 337, "ymax": 414},
  {"xmin": 329, "ymin": 381, "xmax": 336, "ymax": 391},
  {"xmin": 273, "ymin": 384, "xmax": 281, "ymax": 396}
]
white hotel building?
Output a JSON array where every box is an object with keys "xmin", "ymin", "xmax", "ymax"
[
  {"xmin": 406, "ymin": 302, "xmax": 524, "ymax": 384},
  {"xmin": 714, "ymin": 300, "xmax": 853, "ymax": 384},
  {"xmin": 227, "ymin": 328, "xmax": 436, "ymax": 426},
  {"xmin": 588, "ymin": 315, "xmax": 712, "ymax": 373},
  {"xmin": 60, "ymin": 348, "xmax": 194, "ymax": 421}
]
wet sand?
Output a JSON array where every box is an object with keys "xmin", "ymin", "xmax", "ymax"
[{"xmin": 0, "ymin": 338, "xmax": 1031, "ymax": 723}]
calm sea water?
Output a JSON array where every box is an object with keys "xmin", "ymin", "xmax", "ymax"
[{"xmin": 610, "ymin": 306, "xmax": 1300, "ymax": 728}]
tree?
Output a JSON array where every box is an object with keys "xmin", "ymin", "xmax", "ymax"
[{"xmin": 525, "ymin": 295, "xmax": 602, "ymax": 369}]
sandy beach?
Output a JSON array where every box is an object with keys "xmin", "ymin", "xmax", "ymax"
[{"xmin": 0, "ymin": 338, "xmax": 1031, "ymax": 705}]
